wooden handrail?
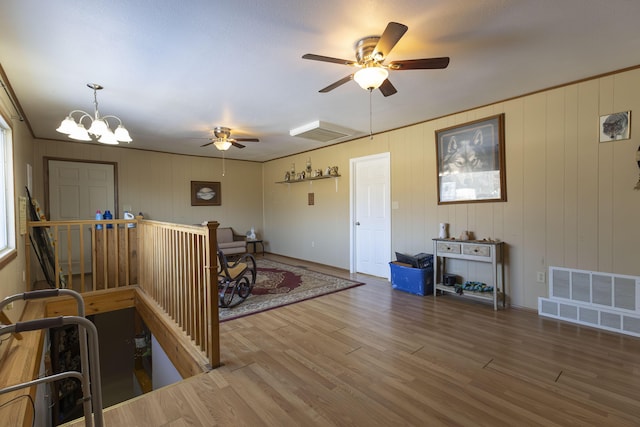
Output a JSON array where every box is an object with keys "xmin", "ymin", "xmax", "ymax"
[
  {"xmin": 136, "ymin": 219, "xmax": 220, "ymax": 367},
  {"xmin": 25, "ymin": 218, "xmax": 139, "ymax": 291},
  {"xmin": 24, "ymin": 217, "xmax": 221, "ymax": 368}
]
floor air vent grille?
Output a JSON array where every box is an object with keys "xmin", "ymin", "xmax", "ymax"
[{"xmin": 539, "ymin": 267, "xmax": 640, "ymax": 337}]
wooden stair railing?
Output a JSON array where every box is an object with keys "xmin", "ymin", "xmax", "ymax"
[
  {"xmin": 136, "ymin": 220, "xmax": 220, "ymax": 367},
  {"xmin": 24, "ymin": 217, "xmax": 221, "ymax": 368},
  {"xmin": 25, "ymin": 217, "xmax": 140, "ymax": 292}
]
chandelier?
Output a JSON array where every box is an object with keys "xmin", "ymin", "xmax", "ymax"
[{"xmin": 56, "ymin": 83, "xmax": 132, "ymax": 145}]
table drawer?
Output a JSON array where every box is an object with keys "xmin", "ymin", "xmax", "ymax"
[
  {"xmin": 463, "ymin": 244, "xmax": 491, "ymax": 257},
  {"xmin": 436, "ymin": 242, "xmax": 461, "ymax": 254}
]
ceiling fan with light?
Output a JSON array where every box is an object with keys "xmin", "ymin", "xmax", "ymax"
[
  {"xmin": 200, "ymin": 126, "xmax": 260, "ymax": 151},
  {"xmin": 302, "ymin": 22, "xmax": 450, "ymax": 96}
]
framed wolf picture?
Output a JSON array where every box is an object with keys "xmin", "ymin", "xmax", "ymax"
[{"xmin": 435, "ymin": 114, "xmax": 506, "ymax": 204}]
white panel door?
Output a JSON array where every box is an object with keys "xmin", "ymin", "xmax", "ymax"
[
  {"xmin": 351, "ymin": 153, "xmax": 391, "ymax": 278},
  {"xmin": 49, "ymin": 160, "xmax": 115, "ymax": 274}
]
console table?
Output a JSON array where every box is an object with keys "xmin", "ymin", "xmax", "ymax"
[{"xmin": 432, "ymin": 239, "xmax": 505, "ymax": 310}]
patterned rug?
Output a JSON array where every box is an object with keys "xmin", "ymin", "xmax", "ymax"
[{"xmin": 219, "ymin": 259, "xmax": 364, "ymax": 322}]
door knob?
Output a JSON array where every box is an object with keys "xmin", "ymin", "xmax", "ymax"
[{"xmin": 355, "ymin": 221, "xmax": 360, "ymax": 226}]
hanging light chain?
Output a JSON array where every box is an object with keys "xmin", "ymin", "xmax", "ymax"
[
  {"xmin": 369, "ymin": 88, "xmax": 374, "ymax": 140},
  {"xmin": 91, "ymin": 84, "xmax": 101, "ymax": 120}
]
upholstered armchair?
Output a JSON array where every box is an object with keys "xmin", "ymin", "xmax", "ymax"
[{"xmin": 216, "ymin": 227, "xmax": 247, "ymax": 255}]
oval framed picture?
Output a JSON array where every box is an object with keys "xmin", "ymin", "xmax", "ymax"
[{"xmin": 191, "ymin": 181, "xmax": 221, "ymax": 206}]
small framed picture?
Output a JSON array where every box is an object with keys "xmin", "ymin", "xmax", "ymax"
[
  {"xmin": 191, "ymin": 181, "xmax": 221, "ymax": 206},
  {"xmin": 435, "ymin": 114, "xmax": 506, "ymax": 204},
  {"xmin": 600, "ymin": 111, "xmax": 631, "ymax": 142}
]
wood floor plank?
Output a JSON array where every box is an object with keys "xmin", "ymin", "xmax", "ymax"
[{"xmin": 65, "ymin": 253, "xmax": 640, "ymax": 426}]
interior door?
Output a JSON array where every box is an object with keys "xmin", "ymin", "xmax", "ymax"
[
  {"xmin": 350, "ymin": 153, "xmax": 391, "ymax": 278},
  {"xmin": 48, "ymin": 160, "xmax": 116, "ymax": 274}
]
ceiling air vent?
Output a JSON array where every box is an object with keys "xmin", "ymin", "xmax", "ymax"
[{"xmin": 289, "ymin": 120, "xmax": 358, "ymax": 142}]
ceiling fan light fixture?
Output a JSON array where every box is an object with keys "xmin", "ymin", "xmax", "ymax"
[
  {"xmin": 354, "ymin": 66, "xmax": 389, "ymax": 90},
  {"xmin": 214, "ymin": 140, "xmax": 232, "ymax": 151}
]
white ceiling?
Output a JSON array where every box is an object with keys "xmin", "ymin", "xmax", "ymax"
[{"xmin": 1, "ymin": 0, "xmax": 639, "ymax": 162}]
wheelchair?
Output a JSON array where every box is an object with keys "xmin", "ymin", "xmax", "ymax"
[{"xmin": 217, "ymin": 250, "xmax": 257, "ymax": 308}]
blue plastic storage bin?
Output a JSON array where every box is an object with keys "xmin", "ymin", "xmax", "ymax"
[{"xmin": 389, "ymin": 261, "xmax": 434, "ymax": 296}]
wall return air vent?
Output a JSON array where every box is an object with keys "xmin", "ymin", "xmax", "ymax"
[{"xmin": 289, "ymin": 120, "xmax": 359, "ymax": 143}]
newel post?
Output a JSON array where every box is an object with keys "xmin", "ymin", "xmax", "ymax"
[
  {"xmin": 135, "ymin": 215, "xmax": 144, "ymax": 289},
  {"xmin": 205, "ymin": 220, "xmax": 220, "ymax": 368}
]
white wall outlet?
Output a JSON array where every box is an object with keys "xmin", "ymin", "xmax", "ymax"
[
  {"xmin": 536, "ymin": 272, "xmax": 546, "ymax": 283},
  {"xmin": 311, "ymin": 241, "xmax": 315, "ymax": 248}
]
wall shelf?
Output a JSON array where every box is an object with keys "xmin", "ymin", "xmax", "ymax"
[{"xmin": 275, "ymin": 174, "xmax": 340, "ymax": 184}]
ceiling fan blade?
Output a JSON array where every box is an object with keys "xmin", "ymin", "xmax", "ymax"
[
  {"xmin": 378, "ymin": 79, "xmax": 397, "ymax": 97},
  {"xmin": 388, "ymin": 57, "xmax": 450, "ymax": 70},
  {"xmin": 231, "ymin": 141, "xmax": 245, "ymax": 149},
  {"xmin": 374, "ymin": 22, "xmax": 408, "ymax": 58},
  {"xmin": 302, "ymin": 53, "xmax": 356, "ymax": 66},
  {"xmin": 233, "ymin": 138, "xmax": 260, "ymax": 142},
  {"xmin": 200, "ymin": 141, "xmax": 214, "ymax": 147},
  {"xmin": 319, "ymin": 74, "xmax": 353, "ymax": 93}
]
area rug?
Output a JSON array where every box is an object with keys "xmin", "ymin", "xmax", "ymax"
[{"xmin": 219, "ymin": 259, "xmax": 363, "ymax": 322}]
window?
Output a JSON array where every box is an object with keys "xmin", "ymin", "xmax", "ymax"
[{"xmin": 0, "ymin": 110, "xmax": 15, "ymax": 267}]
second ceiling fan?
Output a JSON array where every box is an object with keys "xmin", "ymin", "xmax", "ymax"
[
  {"xmin": 201, "ymin": 126, "xmax": 260, "ymax": 151},
  {"xmin": 302, "ymin": 22, "xmax": 450, "ymax": 97}
]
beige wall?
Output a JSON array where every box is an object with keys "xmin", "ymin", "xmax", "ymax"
[
  {"xmin": 3, "ymin": 67, "xmax": 639, "ymax": 313},
  {"xmin": 0, "ymin": 87, "xmax": 33, "ymax": 322},
  {"xmin": 27, "ymin": 141, "xmax": 264, "ymax": 297},
  {"xmin": 264, "ymin": 67, "xmax": 640, "ymax": 309},
  {"xmin": 31, "ymin": 140, "xmax": 264, "ymax": 233}
]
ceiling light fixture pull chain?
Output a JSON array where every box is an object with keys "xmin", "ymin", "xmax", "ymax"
[
  {"xmin": 222, "ymin": 152, "xmax": 226, "ymax": 177},
  {"xmin": 369, "ymin": 88, "xmax": 373, "ymax": 140}
]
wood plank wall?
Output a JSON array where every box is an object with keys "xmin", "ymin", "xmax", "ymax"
[{"xmin": 262, "ymin": 67, "xmax": 640, "ymax": 309}]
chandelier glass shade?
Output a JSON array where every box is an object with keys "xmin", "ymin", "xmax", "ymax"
[
  {"xmin": 353, "ymin": 66, "xmax": 389, "ymax": 90},
  {"xmin": 56, "ymin": 84, "xmax": 132, "ymax": 144}
]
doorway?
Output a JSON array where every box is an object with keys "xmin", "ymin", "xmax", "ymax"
[
  {"xmin": 46, "ymin": 158, "xmax": 117, "ymax": 274},
  {"xmin": 350, "ymin": 152, "xmax": 391, "ymax": 278}
]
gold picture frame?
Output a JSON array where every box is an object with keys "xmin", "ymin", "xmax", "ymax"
[
  {"xmin": 435, "ymin": 114, "xmax": 506, "ymax": 204},
  {"xmin": 191, "ymin": 181, "xmax": 221, "ymax": 206}
]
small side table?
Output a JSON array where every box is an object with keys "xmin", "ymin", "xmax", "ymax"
[{"xmin": 246, "ymin": 239, "xmax": 264, "ymax": 256}]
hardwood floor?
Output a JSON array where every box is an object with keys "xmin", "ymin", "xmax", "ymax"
[{"xmin": 68, "ymin": 254, "xmax": 640, "ymax": 426}]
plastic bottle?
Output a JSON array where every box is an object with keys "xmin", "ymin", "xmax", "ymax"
[
  {"xmin": 95, "ymin": 210, "xmax": 103, "ymax": 230},
  {"xmin": 104, "ymin": 210, "xmax": 113, "ymax": 228},
  {"xmin": 124, "ymin": 210, "xmax": 135, "ymax": 228}
]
